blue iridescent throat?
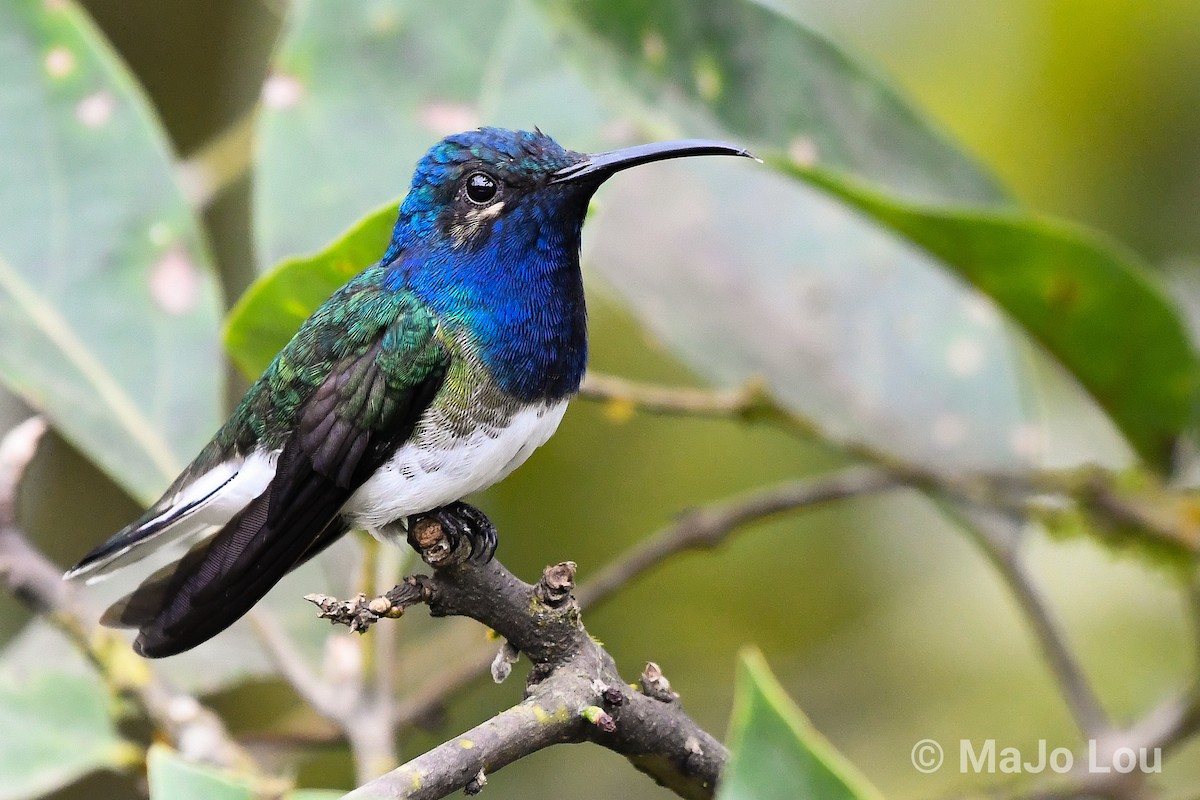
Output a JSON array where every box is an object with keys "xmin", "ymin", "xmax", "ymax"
[
  {"xmin": 383, "ymin": 201, "xmax": 588, "ymax": 404},
  {"xmin": 380, "ymin": 128, "xmax": 591, "ymax": 403}
]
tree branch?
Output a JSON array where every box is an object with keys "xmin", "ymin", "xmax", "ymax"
[
  {"xmin": 319, "ymin": 520, "xmax": 726, "ymax": 799},
  {"xmin": 955, "ymin": 501, "xmax": 1111, "ymax": 740},
  {"xmin": 176, "ymin": 106, "xmax": 258, "ymax": 209},
  {"xmin": 579, "ymin": 371, "xmax": 812, "ymax": 433},
  {"xmin": 582, "ymin": 373, "xmax": 1200, "ymax": 559},
  {"xmin": 373, "ymin": 467, "xmax": 899, "ymax": 741},
  {"xmin": 577, "ymin": 465, "xmax": 901, "ymax": 608}
]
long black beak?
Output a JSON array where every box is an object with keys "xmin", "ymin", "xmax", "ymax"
[{"xmin": 549, "ymin": 139, "xmax": 755, "ymax": 185}]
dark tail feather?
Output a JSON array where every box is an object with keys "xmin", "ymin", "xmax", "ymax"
[{"xmin": 103, "ymin": 458, "xmax": 349, "ymax": 657}]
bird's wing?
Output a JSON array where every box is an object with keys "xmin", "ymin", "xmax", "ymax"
[{"xmin": 96, "ymin": 284, "xmax": 450, "ymax": 657}]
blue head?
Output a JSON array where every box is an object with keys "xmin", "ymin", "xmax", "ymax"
[{"xmin": 384, "ymin": 127, "xmax": 752, "ymax": 402}]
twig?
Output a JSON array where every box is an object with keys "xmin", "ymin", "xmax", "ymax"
[
  {"xmin": 249, "ymin": 608, "xmax": 344, "ymax": 721},
  {"xmin": 579, "ymin": 372, "xmax": 929, "ymax": 477},
  {"xmin": 259, "ymin": 563, "xmax": 406, "ymax": 782},
  {"xmin": 366, "ymin": 544, "xmax": 404, "ymax": 766},
  {"xmin": 379, "ymin": 467, "xmax": 900, "ymax": 737},
  {"xmin": 955, "ymin": 501, "xmax": 1111, "ymax": 740},
  {"xmin": 335, "ymin": 537, "xmax": 406, "ymax": 782},
  {"xmin": 176, "ymin": 106, "xmax": 258, "ymax": 209},
  {"xmin": 0, "ymin": 416, "xmax": 46, "ymax": 523},
  {"xmin": 392, "ymin": 647, "xmax": 495, "ymax": 730},
  {"xmin": 0, "ymin": 417, "xmax": 253, "ymax": 771},
  {"xmin": 327, "ymin": 521, "xmax": 726, "ymax": 800},
  {"xmin": 579, "ymin": 372, "xmax": 807, "ymax": 430},
  {"xmin": 577, "ymin": 465, "xmax": 901, "ymax": 608},
  {"xmin": 582, "ymin": 373, "xmax": 1200, "ymax": 559}
]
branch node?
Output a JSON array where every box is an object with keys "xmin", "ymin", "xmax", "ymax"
[
  {"xmin": 335, "ymin": 554, "xmax": 727, "ymax": 798},
  {"xmin": 306, "ymin": 592, "xmax": 375, "ymax": 633},
  {"xmin": 536, "ymin": 561, "xmax": 576, "ymax": 606},
  {"xmin": 367, "ymin": 596, "xmax": 393, "ymax": 616},
  {"xmin": 582, "ymin": 704, "xmax": 617, "ymax": 733},
  {"xmin": 639, "ymin": 661, "xmax": 679, "ymax": 704},
  {"xmin": 464, "ymin": 768, "xmax": 488, "ymax": 795},
  {"xmin": 491, "ymin": 640, "xmax": 520, "ymax": 684},
  {"xmin": 684, "ymin": 735, "xmax": 705, "ymax": 775}
]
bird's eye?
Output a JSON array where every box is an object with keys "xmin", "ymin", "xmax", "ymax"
[{"xmin": 464, "ymin": 172, "xmax": 498, "ymax": 205}]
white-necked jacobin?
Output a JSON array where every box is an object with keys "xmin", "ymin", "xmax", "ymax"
[{"xmin": 65, "ymin": 128, "xmax": 752, "ymax": 657}]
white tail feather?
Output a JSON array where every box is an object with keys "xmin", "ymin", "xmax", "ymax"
[{"xmin": 65, "ymin": 450, "xmax": 277, "ymax": 583}]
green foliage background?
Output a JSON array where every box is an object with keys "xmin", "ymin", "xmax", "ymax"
[{"xmin": 1, "ymin": 0, "xmax": 1199, "ymax": 798}]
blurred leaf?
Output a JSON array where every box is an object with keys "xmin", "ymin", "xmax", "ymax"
[
  {"xmin": 770, "ymin": 163, "xmax": 1198, "ymax": 470},
  {"xmin": 255, "ymin": 0, "xmax": 612, "ymax": 268},
  {"xmin": 226, "ymin": 202, "xmax": 395, "ymax": 377},
  {"xmin": 717, "ymin": 648, "xmax": 882, "ymax": 800},
  {"xmin": 255, "ymin": 0, "xmax": 1007, "ymax": 266},
  {"xmin": 0, "ymin": 1, "xmax": 223, "ymax": 503},
  {"xmin": 285, "ymin": 792, "xmax": 345, "ymax": 800},
  {"xmin": 0, "ymin": 633, "xmax": 134, "ymax": 800},
  {"xmin": 147, "ymin": 745, "xmax": 253, "ymax": 800},
  {"xmin": 536, "ymin": 0, "xmax": 1008, "ymax": 207},
  {"xmin": 252, "ymin": 0, "xmax": 1057, "ymax": 472},
  {"xmin": 253, "ymin": 0, "xmax": 1188, "ymax": 472}
]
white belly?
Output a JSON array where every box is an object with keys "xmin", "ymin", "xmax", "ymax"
[{"xmin": 340, "ymin": 399, "xmax": 569, "ymax": 532}]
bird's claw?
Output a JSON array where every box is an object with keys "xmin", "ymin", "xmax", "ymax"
[{"xmin": 407, "ymin": 501, "xmax": 498, "ymax": 566}]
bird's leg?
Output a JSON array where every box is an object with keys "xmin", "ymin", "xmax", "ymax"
[
  {"xmin": 307, "ymin": 503, "xmax": 498, "ymax": 630},
  {"xmin": 407, "ymin": 501, "xmax": 498, "ymax": 567}
]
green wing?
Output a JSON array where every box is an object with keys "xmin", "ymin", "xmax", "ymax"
[{"xmin": 103, "ymin": 275, "xmax": 450, "ymax": 657}]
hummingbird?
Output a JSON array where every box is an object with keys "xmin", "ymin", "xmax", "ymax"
[{"xmin": 65, "ymin": 128, "xmax": 752, "ymax": 658}]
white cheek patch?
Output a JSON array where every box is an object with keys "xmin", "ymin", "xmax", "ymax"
[{"xmin": 451, "ymin": 202, "xmax": 506, "ymax": 248}]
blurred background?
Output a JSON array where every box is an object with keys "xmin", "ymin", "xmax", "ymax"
[{"xmin": 2, "ymin": 0, "xmax": 1199, "ymax": 798}]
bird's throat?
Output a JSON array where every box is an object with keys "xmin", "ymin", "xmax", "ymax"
[{"xmin": 388, "ymin": 223, "xmax": 588, "ymax": 404}]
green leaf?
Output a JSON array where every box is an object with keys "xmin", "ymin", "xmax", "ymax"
[
  {"xmin": 250, "ymin": 0, "xmax": 1043, "ymax": 472},
  {"xmin": 0, "ymin": 1, "xmax": 223, "ymax": 503},
  {"xmin": 226, "ymin": 202, "xmax": 395, "ymax": 377},
  {"xmin": 147, "ymin": 745, "xmax": 254, "ymax": 800},
  {"xmin": 255, "ymin": 0, "xmax": 1007, "ymax": 267},
  {"xmin": 0, "ymin": 628, "xmax": 135, "ymax": 800},
  {"xmin": 535, "ymin": 0, "xmax": 1008, "ymax": 207},
  {"xmin": 255, "ymin": 0, "xmax": 611, "ymax": 268},
  {"xmin": 718, "ymin": 648, "xmax": 881, "ymax": 800},
  {"xmin": 774, "ymin": 162, "xmax": 1198, "ymax": 469},
  {"xmin": 252, "ymin": 0, "xmax": 1179, "ymax": 472},
  {"xmin": 286, "ymin": 791, "xmax": 346, "ymax": 800}
]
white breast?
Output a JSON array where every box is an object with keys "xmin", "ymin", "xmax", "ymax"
[{"xmin": 341, "ymin": 399, "xmax": 569, "ymax": 533}]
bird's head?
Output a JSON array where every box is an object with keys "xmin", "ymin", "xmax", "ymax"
[
  {"xmin": 385, "ymin": 127, "xmax": 752, "ymax": 261},
  {"xmin": 382, "ymin": 127, "xmax": 752, "ymax": 400}
]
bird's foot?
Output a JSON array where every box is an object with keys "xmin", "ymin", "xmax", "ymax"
[{"xmin": 407, "ymin": 501, "xmax": 498, "ymax": 567}]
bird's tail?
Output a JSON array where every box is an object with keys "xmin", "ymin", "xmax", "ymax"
[
  {"xmin": 65, "ymin": 455, "xmax": 275, "ymax": 584},
  {"xmin": 101, "ymin": 488, "xmax": 346, "ymax": 657},
  {"xmin": 75, "ymin": 444, "xmax": 348, "ymax": 657}
]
